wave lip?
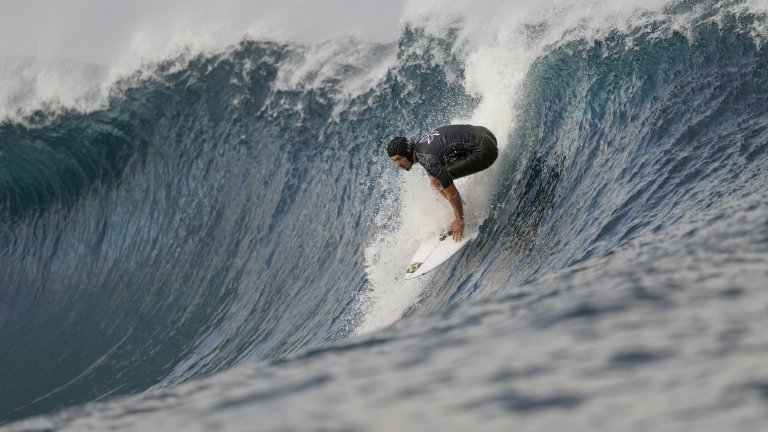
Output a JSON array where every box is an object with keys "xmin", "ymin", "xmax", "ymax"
[{"xmin": 0, "ymin": 57, "xmax": 109, "ymax": 122}]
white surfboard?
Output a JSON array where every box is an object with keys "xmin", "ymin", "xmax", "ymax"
[{"xmin": 404, "ymin": 231, "xmax": 470, "ymax": 279}]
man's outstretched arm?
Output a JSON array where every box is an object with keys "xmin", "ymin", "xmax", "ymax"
[
  {"xmin": 429, "ymin": 177, "xmax": 448, "ymax": 199},
  {"xmin": 429, "ymin": 177, "xmax": 464, "ymax": 241},
  {"xmin": 443, "ymin": 184, "xmax": 464, "ymax": 241}
]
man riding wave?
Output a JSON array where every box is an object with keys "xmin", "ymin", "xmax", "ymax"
[{"xmin": 387, "ymin": 124, "xmax": 498, "ymax": 241}]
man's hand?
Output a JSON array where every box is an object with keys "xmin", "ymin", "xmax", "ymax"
[{"xmin": 451, "ymin": 218, "xmax": 464, "ymax": 242}]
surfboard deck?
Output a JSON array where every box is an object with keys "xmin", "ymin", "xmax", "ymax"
[{"xmin": 404, "ymin": 231, "xmax": 469, "ymax": 279}]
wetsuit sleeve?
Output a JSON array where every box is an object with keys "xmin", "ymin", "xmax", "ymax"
[{"xmin": 436, "ymin": 169, "xmax": 453, "ymax": 189}]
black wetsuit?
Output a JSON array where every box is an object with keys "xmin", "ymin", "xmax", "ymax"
[{"xmin": 413, "ymin": 125, "xmax": 498, "ymax": 188}]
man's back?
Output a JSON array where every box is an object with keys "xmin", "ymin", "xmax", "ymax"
[{"xmin": 413, "ymin": 124, "xmax": 476, "ymax": 179}]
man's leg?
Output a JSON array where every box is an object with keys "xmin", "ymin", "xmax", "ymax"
[{"xmin": 447, "ymin": 126, "xmax": 498, "ymax": 179}]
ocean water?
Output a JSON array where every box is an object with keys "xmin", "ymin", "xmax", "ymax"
[{"xmin": 2, "ymin": 0, "xmax": 768, "ymax": 430}]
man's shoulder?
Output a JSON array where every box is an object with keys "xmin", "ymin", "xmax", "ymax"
[
  {"xmin": 437, "ymin": 124, "xmax": 475, "ymax": 136},
  {"xmin": 434, "ymin": 124, "xmax": 474, "ymax": 133},
  {"xmin": 417, "ymin": 124, "xmax": 474, "ymax": 144},
  {"xmin": 417, "ymin": 127, "xmax": 444, "ymax": 145}
]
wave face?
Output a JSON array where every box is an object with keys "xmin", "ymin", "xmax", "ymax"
[
  {"xmin": 0, "ymin": 30, "xmax": 475, "ymax": 422},
  {"xmin": 2, "ymin": 1, "xmax": 768, "ymax": 430}
]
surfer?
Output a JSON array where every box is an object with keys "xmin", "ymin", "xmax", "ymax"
[{"xmin": 387, "ymin": 125, "xmax": 498, "ymax": 241}]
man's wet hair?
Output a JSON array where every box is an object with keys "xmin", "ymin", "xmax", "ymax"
[{"xmin": 387, "ymin": 136, "xmax": 413, "ymax": 162}]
